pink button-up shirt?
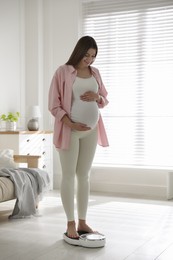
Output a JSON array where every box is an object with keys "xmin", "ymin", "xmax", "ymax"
[{"xmin": 48, "ymin": 64, "xmax": 109, "ymax": 150}]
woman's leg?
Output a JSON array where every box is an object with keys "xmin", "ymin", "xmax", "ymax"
[
  {"xmin": 58, "ymin": 131, "xmax": 80, "ymax": 237},
  {"xmin": 75, "ymin": 127, "xmax": 98, "ymax": 231}
]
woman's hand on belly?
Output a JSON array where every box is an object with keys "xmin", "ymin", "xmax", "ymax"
[
  {"xmin": 71, "ymin": 122, "xmax": 91, "ymax": 131},
  {"xmin": 62, "ymin": 114, "xmax": 91, "ymax": 131},
  {"xmin": 80, "ymin": 91, "xmax": 99, "ymax": 102}
]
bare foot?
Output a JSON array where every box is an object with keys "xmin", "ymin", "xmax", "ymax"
[
  {"xmin": 67, "ymin": 221, "xmax": 79, "ymax": 238},
  {"xmin": 78, "ymin": 220, "xmax": 96, "ymax": 233}
]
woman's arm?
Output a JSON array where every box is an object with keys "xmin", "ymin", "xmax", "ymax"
[{"xmin": 48, "ymin": 75, "xmax": 66, "ymax": 120}]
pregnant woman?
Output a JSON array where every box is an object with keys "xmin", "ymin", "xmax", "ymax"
[{"xmin": 48, "ymin": 36, "xmax": 109, "ymax": 239}]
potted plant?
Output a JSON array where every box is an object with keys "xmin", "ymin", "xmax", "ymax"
[{"xmin": 0, "ymin": 112, "xmax": 20, "ymax": 131}]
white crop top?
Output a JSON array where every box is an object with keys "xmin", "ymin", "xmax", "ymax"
[{"xmin": 70, "ymin": 76, "xmax": 99, "ymax": 129}]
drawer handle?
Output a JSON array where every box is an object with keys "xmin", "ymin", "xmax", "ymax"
[
  {"xmin": 27, "ymin": 139, "xmax": 30, "ymax": 142},
  {"xmin": 43, "ymin": 165, "xmax": 46, "ymax": 169},
  {"xmin": 42, "ymin": 151, "xmax": 46, "ymax": 155},
  {"xmin": 42, "ymin": 138, "xmax": 46, "ymax": 142}
]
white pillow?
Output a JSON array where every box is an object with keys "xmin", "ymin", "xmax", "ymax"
[{"xmin": 0, "ymin": 149, "xmax": 17, "ymax": 169}]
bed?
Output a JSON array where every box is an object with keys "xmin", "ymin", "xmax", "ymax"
[{"xmin": 0, "ymin": 149, "xmax": 50, "ymax": 218}]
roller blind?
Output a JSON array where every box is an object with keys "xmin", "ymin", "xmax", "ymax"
[{"xmin": 81, "ymin": 0, "xmax": 173, "ymax": 168}]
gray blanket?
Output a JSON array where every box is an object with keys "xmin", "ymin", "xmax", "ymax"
[{"xmin": 0, "ymin": 168, "xmax": 50, "ymax": 219}]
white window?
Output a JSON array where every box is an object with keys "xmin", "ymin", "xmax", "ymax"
[{"xmin": 81, "ymin": 0, "xmax": 173, "ymax": 168}]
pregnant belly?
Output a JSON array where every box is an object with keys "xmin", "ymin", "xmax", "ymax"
[{"xmin": 71, "ymin": 101, "xmax": 99, "ymax": 129}]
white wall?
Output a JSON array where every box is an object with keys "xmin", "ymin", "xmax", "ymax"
[
  {"xmin": 0, "ymin": 0, "xmax": 170, "ymax": 199},
  {"xmin": 0, "ymin": 0, "xmax": 24, "ymax": 122},
  {"xmin": 90, "ymin": 166, "xmax": 169, "ymax": 199}
]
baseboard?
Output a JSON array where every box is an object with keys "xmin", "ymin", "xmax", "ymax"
[
  {"xmin": 90, "ymin": 166, "xmax": 169, "ymax": 199},
  {"xmin": 90, "ymin": 181, "xmax": 166, "ymax": 199}
]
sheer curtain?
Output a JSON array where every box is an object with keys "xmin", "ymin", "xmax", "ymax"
[{"xmin": 81, "ymin": 0, "xmax": 173, "ymax": 168}]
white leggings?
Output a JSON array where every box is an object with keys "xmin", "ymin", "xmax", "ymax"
[{"xmin": 58, "ymin": 127, "xmax": 97, "ymax": 221}]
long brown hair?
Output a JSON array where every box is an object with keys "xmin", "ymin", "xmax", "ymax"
[{"xmin": 66, "ymin": 36, "xmax": 98, "ymax": 67}]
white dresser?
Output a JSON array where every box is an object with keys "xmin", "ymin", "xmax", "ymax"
[{"xmin": 0, "ymin": 131, "xmax": 53, "ymax": 189}]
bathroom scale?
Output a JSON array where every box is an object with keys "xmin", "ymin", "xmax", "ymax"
[{"xmin": 63, "ymin": 231, "xmax": 106, "ymax": 248}]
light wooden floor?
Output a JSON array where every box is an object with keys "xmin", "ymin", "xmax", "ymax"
[{"xmin": 0, "ymin": 190, "xmax": 173, "ymax": 260}]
